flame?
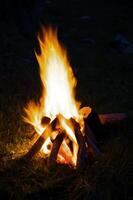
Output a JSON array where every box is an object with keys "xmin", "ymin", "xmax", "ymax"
[{"xmin": 23, "ymin": 27, "xmax": 84, "ymax": 167}]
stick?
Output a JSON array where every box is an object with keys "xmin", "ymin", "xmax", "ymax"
[
  {"xmin": 23, "ymin": 118, "xmax": 57, "ymax": 161},
  {"xmin": 71, "ymin": 118, "xmax": 86, "ymax": 168},
  {"xmin": 47, "ymin": 131, "xmax": 65, "ymax": 167},
  {"xmin": 71, "ymin": 118, "xmax": 101, "ymax": 167},
  {"xmin": 77, "ymin": 135, "xmax": 86, "ymax": 168},
  {"xmin": 58, "ymin": 141, "xmax": 74, "ymax": 166}
]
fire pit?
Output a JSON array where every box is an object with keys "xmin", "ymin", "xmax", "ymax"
[{"xmin": 23, "ymin": 27, "xmax": 126, "ymax": 168}]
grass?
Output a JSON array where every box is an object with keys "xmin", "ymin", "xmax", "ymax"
[
  {"xmin": 0, "ymin": 1, "xmax": 132, "ymax": 199},
  {"xmin": 0, "ymin": 121, "xmax": 132, "ymax": 200}
]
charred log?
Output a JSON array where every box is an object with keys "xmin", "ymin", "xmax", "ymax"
[
  {"xmin": 41, "ymin": 116, "xmax": 51, "ymax": 126},
  {"xmin": 47, "ymin": 131, "xmax": 65, "ymax": 167},
  {"xmin": 85, "ymin": 110, "xmax": 104, "ymax": 142},
  {"xmin": 71, "ymin": 118, "xmax": 87, "ymax": 168},
  {"xmin": 84, "ymin": 122, "xmax": 101, "ymax": 158},
  {"xmin": 84, "ymin": 109, "xmax": 126, "ymax": 143}
]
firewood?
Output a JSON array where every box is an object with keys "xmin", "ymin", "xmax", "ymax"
[
  {"xmin": 71, "ymin": 118, "xmax": 101, "ymax": 167},
  {"xmin": 41, "ymin": 116, "xmax": 51, "ymax": 126},
  {"xmin": 84, "ymin": 122, "xmax": 101, "ymax": 157},
  {"xmin": 76, "ymin": 135, "xmax": 87, "ymax": 168},
  {"xmin": 70, "ymin": 118, "xmax": 87, "ymax": 168},
  {"xmin": 98, "ymin": 113, "xmax": 126, "ymax": 125},
  {"xmin": 80, "ymin": 108, "xmax": 126, "ymax": 142},
  {"xmin": 79, "ymin": 106, "xmax": 92, "ymax": 118},
  {"xmin": 58, "ymin": 141, "xmax": 74, "ymax": 166},
  {"xmin": 23, "ymin": 117, "xmax": 57, "ymax": 161},
  {"xmin": 47, "ymin": 131, "xmax": 65, "ymax": 167},
  {"xmin": 80, "ymin": 107, "xmax": 126, "ymax": 125},
  {"xmin": 85, "ymin": 110, "xmax": 104, "ymax": 142}
]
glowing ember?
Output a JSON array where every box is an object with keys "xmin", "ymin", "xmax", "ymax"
[{"xmin": 23, "ymin": 27, "xmax": 91, "ymax": 167}]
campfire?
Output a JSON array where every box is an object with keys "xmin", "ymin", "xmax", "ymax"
[{"xmin": 23, "ymin": 27, "xmax": 126, "ymax": 168}]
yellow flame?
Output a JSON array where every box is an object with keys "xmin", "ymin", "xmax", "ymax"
[
  {"xmin": 23, "ymin": 27, "xmax": 84, "ymax": 166},
  {"xmin": 36, "ymin": 27, "xmax": 81, "ymax": 120}
]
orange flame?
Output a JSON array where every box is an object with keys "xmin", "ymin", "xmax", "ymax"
[{"xmin": 23, "ymin": 27, "xmax": 85, "ymax": 166}]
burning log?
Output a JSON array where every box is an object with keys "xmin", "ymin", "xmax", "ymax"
[
  {"xmin": 23, "ymin": 110, "xmax": 126, "ymax": 166},
  {"xmin": 58, "ymin": 141, "xmax": 74, "ymax": 166},
  {"xmin": 74, "ymin": 124, "xmax": 85, "ymax": 168},
  {"xmin": 22, "ymin": 28, "xmax": 127, "ymax": 168},
  {"xmin": 41, "ymin": 116, "xmax": 51, "ymax": 126},
  {"xmin": 70, "ymin": 118, "xmax": 88, "ymax": 168},
  {"xmin": 23, "ymin": 117, "xmax": 57, "ymax": 161},
  {"xmin": 47, "ymin": 131, "xmax": 65, "ymax": 167},
  {"xmin": 27, "ymin": 117, "xmax": 51, "ymax": 140}
]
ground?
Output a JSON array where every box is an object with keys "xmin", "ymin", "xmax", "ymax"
[{"xmin": 0, "ymin": 1, "xmax": 132, "ymax": 199}]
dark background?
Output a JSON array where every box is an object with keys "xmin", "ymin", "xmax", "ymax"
[
  {"xmin": 0, "ymin": 0, "xmax": 133, "ymax": 109},
  {"xmin": 0, "ymin": 1, "xmax": 132, "ymax": 200}
]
